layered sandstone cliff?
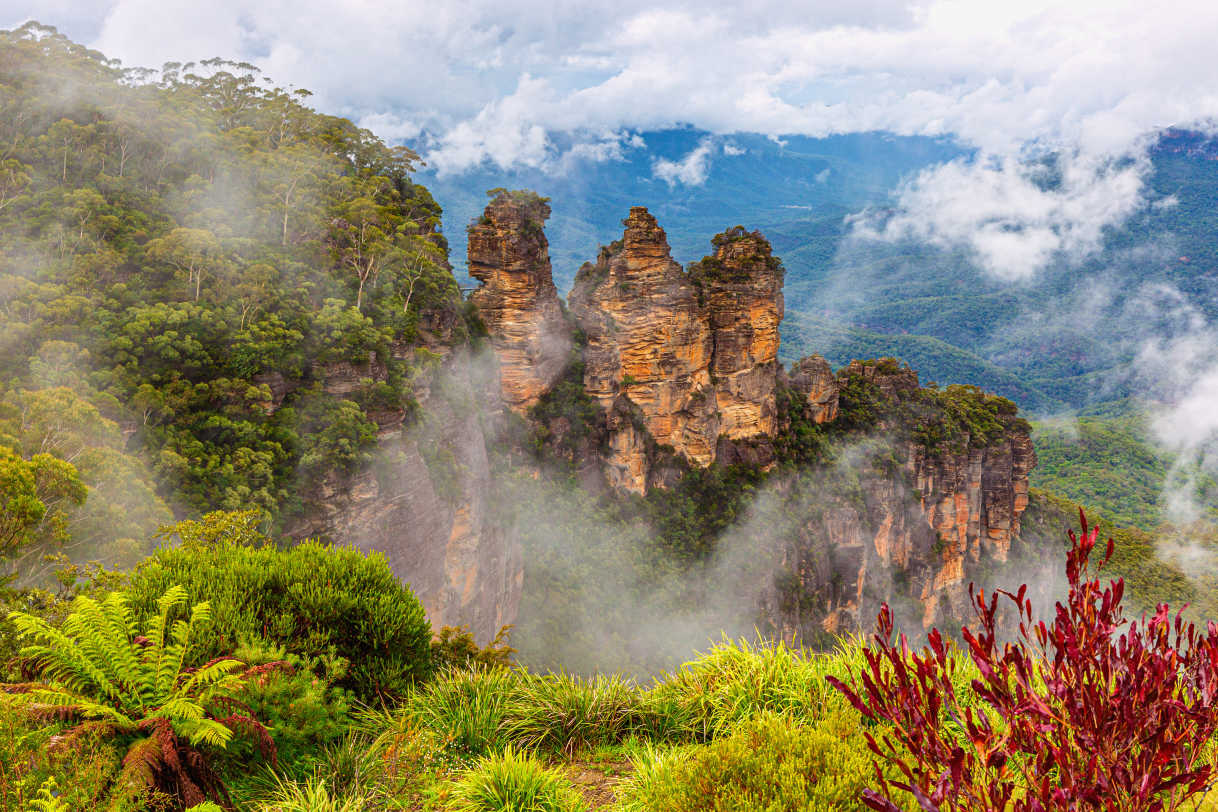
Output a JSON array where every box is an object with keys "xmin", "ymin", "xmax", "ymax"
[
  {"xmin": 566, "ymin": 211, "xmax": 786, "ymax": 493},
  {"xmin": 468, "ymin": 192, "xmax": 572, "ymax": 413},
  {"xmin": 764, "ymin": 359, "xmax": 1036, "ymax": 637},
  {"xmin": 287, "ymin": 332, "xmax": 521, "ymax": 643},
  {"xmin": 690, "ymin": 227, "xmax": 785, "ymax": 442},
  {"xmin": 568, "ymin": 208, "xmax": 718, "ymax": 492}
]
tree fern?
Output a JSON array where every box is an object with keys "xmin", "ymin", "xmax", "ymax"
[{"xmin": 2, "ymin": 585, "xmax": 278, "ymax": 808}]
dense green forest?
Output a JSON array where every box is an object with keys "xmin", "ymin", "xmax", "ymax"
[{"xmin": 0, "ymin": 22, "xmax": 463, "ymax": 577}]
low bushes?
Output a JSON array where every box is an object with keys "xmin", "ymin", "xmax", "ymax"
[
  {"xmin": 617, "ymin": 711, "xmax": 909, "ymax": 812},
  {"xmin": 125, "ymin": 511, "xmax": 432, "ymax": 700}
]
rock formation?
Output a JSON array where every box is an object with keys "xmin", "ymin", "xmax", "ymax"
[
  {"xmin": 468, "ymin": 191, "xmax": 572, "ymax": 413},
  {"xmin": 762, "ymin": 361, "xmax": 1036, "ymax": 638},
  {"xmin": 566, "ymin": 211, "xmax": 787, "ymax": 493},
  {"xmin": 569, "ymin": 207, "xmax": 718, "ymax": 493},
  {"xmin": 288, "ymin": 331, "xmax": 521, "ymax": 644},
  {"xmin": 783, "ymin": 355, "xmax": 839, "ymax": 424},
  {"xmin": 691, "ymin": 227, "xmax": 785, "ymax": 442}
]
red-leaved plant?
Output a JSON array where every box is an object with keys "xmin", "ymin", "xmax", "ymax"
[{"xmin": 827, "ymin": 510, "xmax": 1218, "ymax": 812}]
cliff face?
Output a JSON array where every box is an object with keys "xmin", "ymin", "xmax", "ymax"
[
  {"xmin": 569, "ymin": 208, "xmax": 718, "ymax": 493},
  {"xmin": 288, "ymin": 337, "xmax": 521, "ymax": 643},
  {"xmin": 468, "ymin": 192, "xmax": 572, "ymax": 413},
  {"xmin": 691, "ymin": 228, "xmax": 785, "ymax": 444},
  {"xmin": 764, "ymin": 361, "xmax": 1037, "ymax": 637},
  {"xmin": 783, "ymin": 355, "xmax": 839, "ymax": 424}
]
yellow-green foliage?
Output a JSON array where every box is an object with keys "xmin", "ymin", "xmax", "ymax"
[
  {"xmin": 505, "ymin": 672, "xmax": 641, "ymax": 756},
  {"xmin": 648, "ymin": 637, "xmax": 849, "ymax": 739},
  {"xmin": 448, "ymin": 748, "xmax": 588, "ymax": 812},
  {"xmin": 125, "ymin": 511, "xmax": 433, "ymax": 699},
  {"xmin": 617, "ymin": 711, "xmax": 913, "ymax": 812},
  {"xmin": 395, "ymin": 666, "xmax": 525, "ymax": 757},
  {"xmin": 2, "ymin": 585, "xmax": 261, "ymax": 807}
]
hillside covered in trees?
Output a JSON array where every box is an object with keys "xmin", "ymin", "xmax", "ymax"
[{"xmin": 0, "ymin": 22, "xmax": 464, "ymax": 578}]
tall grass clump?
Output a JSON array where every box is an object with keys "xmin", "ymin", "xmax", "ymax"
[
  {"xmin": 503, "ymin": 672, "xmax": 642, "ymax": 756},
  {"xmin": 253, "ymin": 774, "xmax": 370, "ymax": 812},
  {"xmin": 648, "ymin": 637, "xmax": 841, "ymax": 739},
  {"xmin": 449, "ymin": 747, "xmax": 587, "ymax": 812},
  {"xmin": 394, "ymin": 666, "xmax": 525, "ymax": 757}
]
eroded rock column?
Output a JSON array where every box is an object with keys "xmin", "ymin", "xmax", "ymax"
[{"xmin": 468, "ymin": 191, "xmax": 572, "ymax": 413}]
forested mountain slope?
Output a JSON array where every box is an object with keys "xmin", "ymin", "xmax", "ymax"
[{"xmin": 0, "ymin": 22, "xmax": 463, "ymax": 575}]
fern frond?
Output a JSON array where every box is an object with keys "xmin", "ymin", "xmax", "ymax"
[
  {"xmin": 147, "ymin": 585, "xmax": 188, "ymax": 693},
  {"xmin": 22, "ymin": 687, "xmax": 134, "ymax": 726},
  {"xmin": 29, "ymin": 776, "xmax": 69, "ymax": 812},
  {"xmin": 179, "ymin": 658, "xmax": 243, "ymax": 696},
  {"xmin": 213, "ymin": 712, "xmax": 277, "ymax": 767},
  {"xmin": 63, "ymin": 595, "xmax": 131, "ymax": 700},
  {"xmin": 177, "ymin": 716, "xmax": 234, "ymax": 748},
  {"xmin": 156, "ymin": 696, "xmax": 206, "ymax": 723},
  {"xmin": 10, "ymin": 611, "xmax": 120, "ymax": 700},
  {"xmin": 98, "ymin": 592, "xmax": 146, "ymax": 704}
]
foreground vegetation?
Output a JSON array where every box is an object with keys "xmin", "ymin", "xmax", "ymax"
[{"xmin": 3, "ymin": 509, "xmax": 1218, "ymax": 811}]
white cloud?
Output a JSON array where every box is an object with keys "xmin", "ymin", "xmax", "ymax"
[
  {"xmin": 15, "ymin": 0, "xmax": 1215, "ymax": 160},
  {"xmin": 723, "ymin": 142, "xmax": 745, "ymax": 156},
  {"xmin": 852, "ymin": 150, "xmax": 1149, "ymax": 280},
  {"xmin": 1128, "ymin": 286, "xmax": 1218, "ymax": 524},
  {"xmin": 653, "ymin": 137, "xmax": 715, "ymax": 186}
]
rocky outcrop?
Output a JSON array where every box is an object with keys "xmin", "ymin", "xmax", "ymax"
[
  {"xmin": 783, "ymin": 356, "xmax": 839, "ymax": 424},
  {"xmin": 468, "ymin": 192, "xmax": 572, "ymax": 413},
  {"xmin": 691, "ymin": 227, "xmax": 784, "ymax": 443},
  {"xmin": 565, "ymin": 212, "xmax": 786, "ymax": 493},
  {"xmin": 569, "ymin": 208, "xmax": 718, "ymax": 493},
  {"xmin": 762, "ymin": 361, "xmax": 1036, "ymax": 638}
]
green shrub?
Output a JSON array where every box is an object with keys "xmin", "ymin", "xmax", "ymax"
[
  {"xmin": 222, "ymin": 641, "xmax": 356, "ymax": 773},
  {"xmin": 448, "ymin": 747, "xmax": 587, "ymax": 812},
  {"xmin": 126, "ymin": 511, "xmax": 432, "ymax": 699},
  {"xmin": 617, "ymin": 711, "xmax": 912, "ymax": 812},
  {"xmin": 432, "ymin": 624, "xmax": 516, "ymax": 671}
]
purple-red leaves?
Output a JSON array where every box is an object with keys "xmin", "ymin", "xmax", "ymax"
[{"xmin": 829, "ymin": 510, "xmax": 1218, "ymax": 811}]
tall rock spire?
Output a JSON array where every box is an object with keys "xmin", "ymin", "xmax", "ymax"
[{"xmin": 467, "ymin": 191, "xmax": 572, "ymax": 413}]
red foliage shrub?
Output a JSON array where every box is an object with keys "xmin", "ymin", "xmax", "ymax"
[{"xmin": 828, "ymin": 510, "xmax": 1218, "ymax": 812}]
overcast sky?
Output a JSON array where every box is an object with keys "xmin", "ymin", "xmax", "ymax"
[{"xmin": 5, "ymin": 0, "xmax": 1218, "ymax": 280}]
